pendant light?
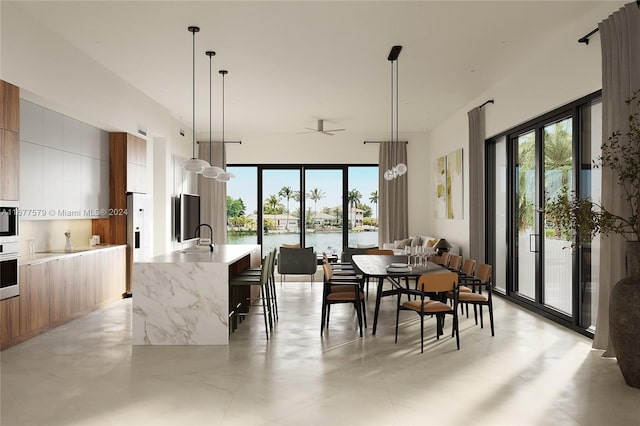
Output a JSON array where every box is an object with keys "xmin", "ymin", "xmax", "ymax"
[
  {"xmin": 383, "ymin": 45, "xmax": 407, "ymax": 181},
  {"xmin": 202, "ymin": 50, "xmax": 225, "ymax": 179},
  {"xmin": 183, "ymin": 26, "xmax": 211, "ymax": 173},
  {"xmin": 215, "ymin": 69, "xmax": 235, "ymax": 182}
]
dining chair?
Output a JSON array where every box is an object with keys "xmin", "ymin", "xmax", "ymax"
[
  {"xmin": 452, "ymin": 258, "xmax": 476, "ymax": 315},
  {"xmin": 428, "ymin": 251, "xmax": 451, "ymax": 267},
  {"xmin": 321, "ymin": 263, "xmax": 366, "ymax": 337},
  {"xmin": 447, "ymin": 255, "xmax": 462, "ymax": 273},
  {"xmin": 458, "ymin": 264, "xmax": 494, "ymax": 336},
  {"xmin": 323, "ymin": 252, "xmax": 356, "ymax": 275},
  {"xmin": 393, "ymin": 271, "xmax": 460, "ymax": 353},
  {"xmin": 362, "ymin": 248, "xmax": 395, "ymax": 299}
]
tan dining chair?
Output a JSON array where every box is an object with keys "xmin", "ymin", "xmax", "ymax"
[
  {"xmin": 447, "ymin": 255, "xmax": 462, "ymax": 273},
  {"xmin": 366, "ymin": 249, "xmax": 395, "ymax": 255},
  {"xmin": 428, "ymin": 251, "xmax": 451, "ymax": 267},
  {"xmin": 363, "ymin": 248, "xmax": 395, "ymax": 299},
  {"xmin": 458, "ymin": 264, "xmax": 494, "ymax": 336},
  {"xmin": 394, "ymin": 271, "xmax": 460, "ymax": 353},
  {"xmin": 321, "ymin": 263, "xmax": 366, "ymax": 337}
]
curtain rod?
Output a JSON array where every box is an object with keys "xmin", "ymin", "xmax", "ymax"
[
  {"xmin": 197, "ymin": 140, "xmax": 242, "ymax": 144},
  {"xmin": 363, "ymin": 141, "xmax": 408, "ymax": 144},
  {"xmin": 478, "ymin": 99, "xmax": 494, "ymax": 109},
  {"xmin": 579, "ymin": 0, "xmax": 640, "ymax": 44}
]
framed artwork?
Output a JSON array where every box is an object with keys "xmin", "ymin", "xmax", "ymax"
[
  {"xmin": 434, "ymin": 148, "xmax": 464, "ymax": 219},
  {"xmin": 434, "ymin": 155, "xmax": 447, "ymax": 218},
  {"xmin": 446, "ymin": 148, "xmax": 464, "ymax": 219}
]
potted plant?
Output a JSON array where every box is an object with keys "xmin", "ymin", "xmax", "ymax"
[{"xmin": 546, "ymin": 89, "xmax": 640, "ymax": 388}]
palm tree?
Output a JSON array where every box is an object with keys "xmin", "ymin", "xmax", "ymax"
[
  {"xmin": 347, "ymin": 189, "xmax": 362, "ymax": 229},
  {"xmin": 278, "ymin": 186, "xmax": 295, "ymax": 231},
  {"xmin": 369, "ymin": 190, "xmax": 378, "ymax": 226},
  {"xmin": 306, "ymin": 187, "xmax": 325, "ymax": 228},
  {"xmin": 265, "ymin": 194, "xmax": 281, "ymax": 230}
]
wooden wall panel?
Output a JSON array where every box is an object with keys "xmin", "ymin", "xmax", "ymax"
[
  {"xmin": 0, "ymin": 80, "xmax": 19, "ymax": 132},
  {"xmin": 0, "ymin": 297, "xmax": 20, "ymax": 350},
  {"xmin": 0, "ymin": 129, "xmax": 20, "ymax": 200}
]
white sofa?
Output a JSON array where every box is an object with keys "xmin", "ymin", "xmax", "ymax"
[{"xmin": 382, "ymin": 235, "xmax": 461, "ymax": 256}]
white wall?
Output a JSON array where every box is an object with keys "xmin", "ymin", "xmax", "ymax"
[
  {"xmin": 1, "ymin": 3, "xmax": 192, "ymax": 256},
  {"xmin": 420, "ymin": 1, "xmax": 625, "ymax": 257},
  {"xmin": 224, "ymin": 131, "xmax": 382, "ymax": 164}
]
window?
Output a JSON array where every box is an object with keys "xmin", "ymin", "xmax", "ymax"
[
  {"xmin": 226, "ymin": 165, "xmax": 378, "ymax": 258},
  {"xmin": 486, "ymin": 91, "xmax": 601, "ymax": 336}
]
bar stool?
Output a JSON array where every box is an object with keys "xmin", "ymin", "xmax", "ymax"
[{"xmin": 229, "ymin": 252, "xmax": 272, "ymax": 340}]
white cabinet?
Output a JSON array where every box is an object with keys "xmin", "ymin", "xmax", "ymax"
[
  {"xmin": 43, "ymin": 109, "xmax": 64, "ymax": 151},
  {"xmin": 19, "ymin": 141, "xmax": 43, "ymax": 212},
  {"xmin": 63, "ymin": 116, "xmax": 83, "ymax": 154},
  {"xmin": 19, "ymin": 101, "xmax": 109, "ymax": 220},
  {"xmin": 19, "ymin": 100, "xmax": 43, "ymax": 145},
  {"xmin": 63, "ymin": 152, "xmax": 82, "ymax": 213},
  {"xmin": 43, "ymin": 147, "xmax": 64, "ymax": 214}
]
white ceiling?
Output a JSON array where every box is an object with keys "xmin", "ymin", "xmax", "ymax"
[{"xmin": 10, "ymin": 1, "xmax": 604, "ymax": 136}]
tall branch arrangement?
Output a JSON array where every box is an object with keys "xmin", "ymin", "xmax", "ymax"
[{"xmin": 546, "ymin": 90, "xmax": 640, "ymax": 244}]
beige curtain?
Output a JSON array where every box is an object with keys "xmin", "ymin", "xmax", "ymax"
[
  {"xmin": 198, "ymin": 141, "xmax": 228, "ymax": 245},
  {"xmin": 468, "ymin": 107, "xmax": 485, "ymax": 263},
  {"xmin": 593, "ymin": 2, "xmax": 640, "ymax": 355},
  {"xmin": 378, "ymin": 141, "xmax": 408, "ymax": 246}
]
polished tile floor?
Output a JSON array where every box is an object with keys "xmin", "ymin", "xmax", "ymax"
[{"xmin": 1, "ymin": 278, "xmax": 639, "ymax": 426}]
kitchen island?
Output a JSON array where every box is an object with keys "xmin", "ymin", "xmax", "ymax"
[{"xmin": 132, "ymin": 244, "xmax": 261, "ymax": 345}]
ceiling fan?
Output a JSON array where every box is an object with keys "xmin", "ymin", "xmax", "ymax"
[{"xmin": 299, "ymin": 119, "xmax": 346, "ymax": 136}]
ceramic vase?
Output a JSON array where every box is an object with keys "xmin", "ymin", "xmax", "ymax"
[{"xmin": 609, "ymin": 240, "xmax": 640, "ymax": 388}]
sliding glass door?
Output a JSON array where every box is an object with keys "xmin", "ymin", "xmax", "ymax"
[
  {"xmin": 261, "ymin": 168, "xmax": 302, "ymax": 255},
  {"xmin": 486, "ymin": 92, "xmax": 601, "ymax": 335},
  {"xmin": 226, "ymin": 165, "xmax": 378, "ymax": 258}
]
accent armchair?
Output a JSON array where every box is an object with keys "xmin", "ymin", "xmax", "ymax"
[{"xmin": 277, "ymin": 246, "xmax": 317, "ymax": 284}]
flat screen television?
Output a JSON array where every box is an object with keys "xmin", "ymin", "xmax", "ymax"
[{"xmin": 177, "ymin": 193, "xmax": 200, "ymax": 242}]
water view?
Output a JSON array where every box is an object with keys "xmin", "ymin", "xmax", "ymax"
[{"xmin": 227, "ymin": 231, "xmax": 379, "ymax": 257}]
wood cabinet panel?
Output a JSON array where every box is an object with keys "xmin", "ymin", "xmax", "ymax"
[
  {"xmin": 1, "ymin": 80, "xmax": 20, "ymax": 133},
  {"xmin": 48, "ymin": 258, "xmax": 73, "ymax": 323},
  {"xmin": 3, "ymin": 247, "xmax": 126, "ymax": 351},
  {"xmin": 19, "ymin": 263, "xmax": 50, "ymax": 336},
  {"xmin": 0, "ymin": 297, "xmax": 20, "ymax": 350},
  {"xmin": 1, "ymin": 130, "xmax": 20, "ymax": 200},
  {"xmin": 70, "ymin": 255, "xmax": 88, "ymax": 315}
]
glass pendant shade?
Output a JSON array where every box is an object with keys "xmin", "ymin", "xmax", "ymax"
[
  {"xmin": 202, "ymin": 165, "xmax": 224, "ymax": 178},
  {"xmin": 383, "ymin": 169, "xmax": 394, "ymax": 181},
  {"xmin": 395, "ymin": 162, "xmax": 407, "ymax": 176},
  {"xmin": 184, "ymin": 157, "xmax": 209, "ymax": 173},
  {"xmin": 215, "ymin": 171, "xmax": 234, "ymax": 182}
]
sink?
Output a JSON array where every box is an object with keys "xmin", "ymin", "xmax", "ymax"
[{"xmin": 179, "ymin": 246, "xmax": 213, "ymax": 254}]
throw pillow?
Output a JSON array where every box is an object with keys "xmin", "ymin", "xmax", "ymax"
[
  {"xmin": 394, "ymin": 237, "xmax": 412, "ymax": 248},
  {"xmin": 356, "ymin": 243, "xmax": 377, "ymax": 249},
  {"xmin": 411, "ymin": 236, "xmax": 422, "ymax": 247},
  {"xmin": 426, "ymin": 239, "xmax": 437, "ymax": 248}
]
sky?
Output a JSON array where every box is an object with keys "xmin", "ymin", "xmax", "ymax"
[{"xmin": 226, "ymin": 166, "xmax": 379, "ymax": 217}]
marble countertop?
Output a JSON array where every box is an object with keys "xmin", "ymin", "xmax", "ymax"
[
  {"xmin": 139, "ymin": 244, "xmax": 261, "ymax": 265},
  {"xmin": 19, "ymin": 244, "xmax": 126, "ymax": 265}
]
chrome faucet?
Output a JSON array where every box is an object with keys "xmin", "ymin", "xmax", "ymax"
[{"xmin": 194, "ymin": 224, "xmax": 214, "ymax": 252}]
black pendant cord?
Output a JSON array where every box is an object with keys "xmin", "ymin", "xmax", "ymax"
[
  {"xmin": 206, "ymin": 51, "xmax": 215, "ymax": 166},
  {"xmin": 220, "ymin": 70, "xmax": 228, "ymax": 166},
  {"xmin": 192, "ymin": 29, "xmax": 196, "ymax": 159},
  {"xmin": 396, "ymin": 59, "xmax": 399, "ymax": 153},
  {"xmin": 390, "ymin": 60, "xmax": 395, "ymax": 168}
]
